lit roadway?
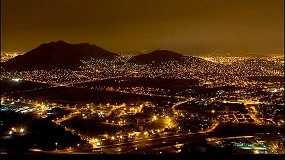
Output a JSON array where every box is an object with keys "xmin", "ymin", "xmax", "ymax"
[
  {"xmin": 12, "ymin": 85, "xmax": 59, "ymax": 94},
  {"xmin": 171, "ymin": 97, "xmax": 195, "ymax": 113},
  {"xmin": 66, "ymin": 85, "xmax": 176, "ymax": 99},
  {"xmin": 40, "ymin": 122, "xmax": 219, "ymax": 154},
  {"xmin": 5, "ymin": 77, "xmax": 188, "ymax": 100},
  {"xmin": 11, "ymin": 82, "xmax": 178, "ymax": 99},
  {"xmin": 27, "ymin": 122, "xmax": 219, "ymax": 154},
  {"xmin": 244, "ymin": 102, "xmax": 263, "ymax": 124}
]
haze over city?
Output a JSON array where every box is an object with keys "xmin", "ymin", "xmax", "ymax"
[{"xmin": 1, "ymin": 0, "xmax": 284, "ymax": 55}]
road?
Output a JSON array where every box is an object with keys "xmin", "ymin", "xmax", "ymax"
[
  {"xmin": 26, "ymin": 122, "xmax": 285, "ymax": 154},
  {"xmin": 245, "ymin": 105, "xmax": 262, "ymax": 124},
  {"xmin": 4, "ymin": 77, "xmax": 184, "ymax": 99},
  {"xmin": 79, "ymin": 122, "xmax": 219, "ymax": 153},
  {"xmin": 26, "ymin": 122, "xmax": 219, "ymax": 154},
  {"xmin": 171, "ymin": 97, "xmax": 195, "ymax": 113},
  {"xmin": 13, "ymin": 85, "xmax": 59, "ymax": 94},
  {"xmin": 28, "ymin": 132, "xmax": 211, "ymax": 154}
]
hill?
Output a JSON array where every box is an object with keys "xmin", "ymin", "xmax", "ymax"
[
  {"xmin": 128, "ymin": 50, "xmax": 184, "ymax": 64},
  {"xmin": 1, "ymin": 40, "xmax": 118, "ymax": 71}
]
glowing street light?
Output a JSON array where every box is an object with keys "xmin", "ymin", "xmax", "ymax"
[
  {"xmin": 253, "ymin": 150, "xmax": 260, "ymax": 154},
  {"xmin": 20, "ymin": 128, "xmax": 24, "ymax": 133},
  {"xmin": 12, "ymin": 78, "xmax": 21, "ymax": 82},
  {"xmin": 152, "ymin": 115, "xmax": 158, "ymax": 121},
  {"xmin": 211, "ymin": 110, "xmax": 215, "ymax": 114}
]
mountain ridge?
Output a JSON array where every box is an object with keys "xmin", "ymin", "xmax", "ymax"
[
  {"xmin": 128, "ymin": 50, "xmax": 185, "ymax": 64},
  {"xmin": 2, "ymin": 41, "xmax": 118, "ymax": 71}
]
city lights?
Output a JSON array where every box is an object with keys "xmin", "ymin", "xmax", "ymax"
[
  {"xmin": 152, "ymin": 115, "xmax": 158, "ymax": 121},
  {"xmin": 12, "ymin": 78, "xmax": 21, "ymax": 82},
  {"xmin": 20, "ymin": 128, "xmax": 24, "ymax": 133}
]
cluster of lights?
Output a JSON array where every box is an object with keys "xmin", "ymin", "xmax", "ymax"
[
  {"xmin": 1, "ymin": 56, "xmax": 283, "ymax": 87},
  {"xmin": 1, "ymin": 52, "xmax": 24, "ymax": 62},
  {"xmin": 8, "ymin": 127, "xmax": 25, "ymax": 135}
]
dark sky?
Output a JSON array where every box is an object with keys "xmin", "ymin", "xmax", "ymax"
[{"xmin": 1, "ymin": 0, "xmax": 284, "ymax": 55}]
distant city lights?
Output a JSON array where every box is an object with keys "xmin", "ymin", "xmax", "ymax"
[{"xmin": 12, "ymin": 78, "xmax": 21, "ymax": 82}]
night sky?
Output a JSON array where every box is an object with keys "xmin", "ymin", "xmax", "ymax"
[{"xmin": 1, "ymin": 0, "xmax": 284, "ymax": 55}]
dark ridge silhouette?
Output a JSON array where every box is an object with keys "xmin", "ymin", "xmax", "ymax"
[
  {"xmin": 1, "ymin": 40, "xmax": 118, "ymax": 71},
  {"xmin": 128, "ymin": 50, "xmax": 184, "ymax": 64}
]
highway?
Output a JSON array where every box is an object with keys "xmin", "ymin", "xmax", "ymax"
[
  {"xmin": 171, "ymin": 97, "xmax": 195, "ymax": 113},
  {"xmin": 26, "ymin": 122, "xmax": 285, "ymax": 154},
  {"xmin": 28, "ymin": 131, "xmax": 213, "ymax": 154},
  {"xmin": 65, "ymin": 122, "xmax": 219, "ymax": 154}
]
